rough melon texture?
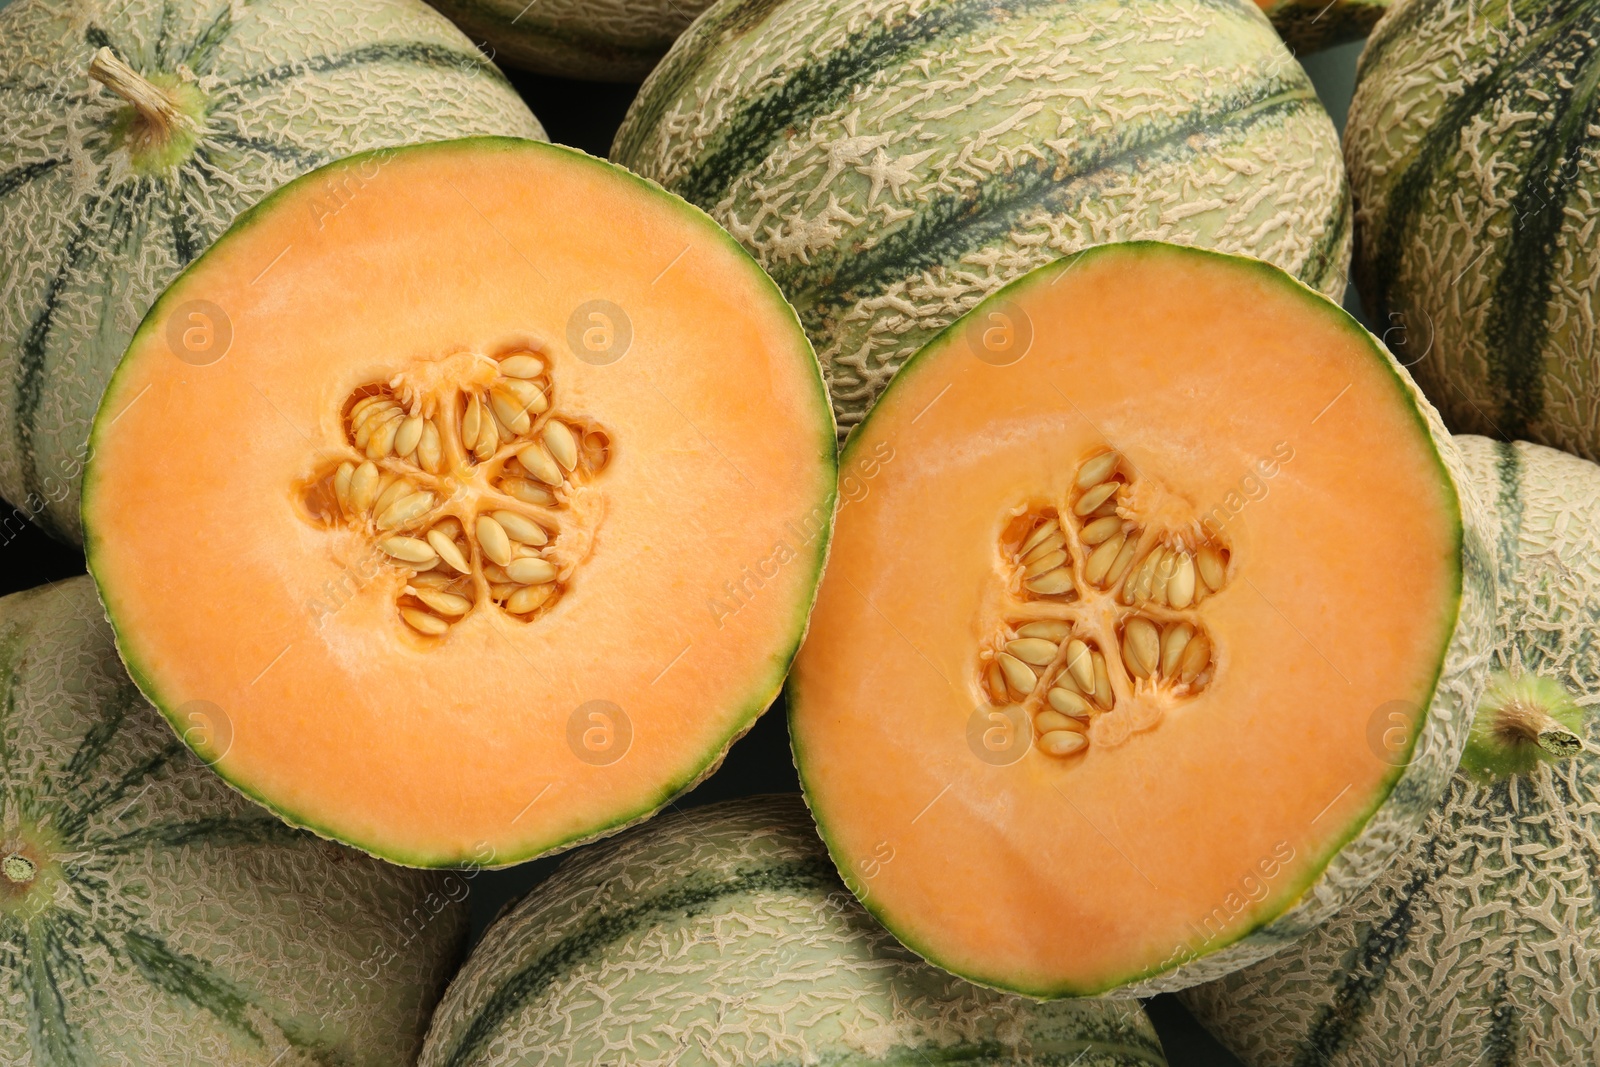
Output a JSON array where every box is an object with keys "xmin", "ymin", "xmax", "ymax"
[
  {"xmin": 1259, "ymin": 0, "xmax": 1389, "ymax": 53},
  {"xmin": 427, "ymin": 0, "xmax": 715, "ymax": 80},
  {"xmin": 1345, "ymin": 0, "xmax": 1600, "ymax": 461},
  {"xmin": 420, "ymin": 796, "xmax": 1169, "ymax": 1066},
  {"xmin": 0, "ymin": 0, "xmax": 544, "ymax": 543},
  {"xmin": 1181, "ymin": 435, "xmax": 1600, "ymax": 1064},
  {"xmin": 612, "ymin": 0, "xmax": 1352, "ymax": 440},
  {"xmin": 0, "ymin": 576, "xmax": 468, "ymax": 1065}
]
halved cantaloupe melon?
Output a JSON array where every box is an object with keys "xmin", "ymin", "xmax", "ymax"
[
  {"xmin": 788, "ymin": 242, "xmax": 1495, "ymax": 997},
  {"xmin": 83, "ymin": 137, "xmax": 836, "ymax": 867}
]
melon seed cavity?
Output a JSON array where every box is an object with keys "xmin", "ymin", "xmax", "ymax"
[
  {"xmin": 979, "ymin": 451, "xmax": 1228, "ymax": 759},
  {"xmin": 301, "ymin": 348, "xmax": 611, "ymax": 636}
]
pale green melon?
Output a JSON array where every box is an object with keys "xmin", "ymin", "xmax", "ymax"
[
  {"xmin": 427, "ymin": 0, "xmax": 715, "ymax": 81},
  {"xmin": 612, "ymin": 0, "xmax": 1351, "ymax": 439},
  {"xmin": 0, "ymin": 576, "xmax": 469, "ymax": 1065},
  {"xmin": 0, "ymin": 0, "xmax": 545, "ymax": 543},
  {"xmin": 420, "ymin": 795, "xmax": 1169, "ymax": 1067},
  {"xmin": 1181, "ymin": 435, "xmax": 1600, "ymax": 1064}
]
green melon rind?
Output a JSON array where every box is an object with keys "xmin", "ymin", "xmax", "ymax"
[
  {"xmin": 1345, "ymin": 0, "xmax": 1600, "ymax": 460},
  {"xmin": 427, "ymin": 0, "xmax": 715, "ymax": 80},
  {"xmin": 787, "ymin": 242, "xmax": 1496, "ymax": 998},
  {"xmin": 418, "ymin": 795, "xmax": 1169, "ymax": 1067},
  {"xmin": 1181, "ymin": 436, "xmax": 1600, "ymax": 1064},
  {"xmin": 611, "ymin": 0, "xmax": 1352, "ymax": 444},
  {"xmin": 0, "ymin": 0, "xmax": 546, "ymax": 544},
  {"xmin": 82, "ymin": 136, "xmax": 838, "ymax": 870},
  {"xmin": 0, "ymin": 576, "xmax": 469, "ymax": 1065}
]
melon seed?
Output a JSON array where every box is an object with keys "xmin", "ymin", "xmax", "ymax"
[
  {"xmin": 1039, "ymin": 731, "xmax": 1088, "ymax": 757},
  {"xmin": 376, "ymin": 491, "xmax": 433, "ymax": 530},
  {"xmin": 517, "ymin": 443, "xmax": 564, "ymax": 487},
  {"xmin": 1066, "ymin": 640, "xmax": 1094, "ymax": 691},
  {"xmin": 349, "ymin": 461, "xmax": 381, "ymax": 514},
  {"xmin": 1084, "ymin": 530, "xmax": 1125, "ymax": 585},
  {"xmin": 1080, "ymin": 516, "xmax": 1122, "ymax": 545},
  {"xmin": 1023, "ymin": 549, "xmax": 1068, "ymax": 579},
  {"xmin": 1048, "ymin": 687, "xmax": 1091, "ymax": 717},
  {"xmin": 417, "ymin": 420, "xmax": 443, "ymax": 473},
  {"xmin": 1035, "ymin": 710, "xmax": 1087, "ymax": 735},
  {"xmin": 498, "ymin": 377, "xmax": 549, "ymax": 414},
  {"xmin": 1148, "ymin": 547, "xmax": 1173, "ymax": 604},
  {"xmin": 401, "ymin": 607, "xmax": 450, "ymax": 635},
  {"xmin": 372, "ymin": 477, "xmax": 413, "ymax": 519},
  {"xmin": 1091, "ymin": 651, "xmax": 1112, "ymax": 707},
  {"xmin": 507, "ymin": 584, "xmax": 555, "ymax": 614},
  {"xmin": 491, "ymin": 510, "xmax": 548, "ymax": 546},
  {"xmin": 1075, "ymin": 482, "xmax": 1119, "ymax": 516},
  {"xmin": 1197, "ymin": 545, "xmax": 1227, "ymax": 591},
  {"xmin": 1122, "ymin": 617, "xmax": 1160, "ymax": 679},
  {"xmin": 501, "ymin": 478, "xmax": 559, "ymax": 507},
  {"xmin": 1161, "ymin": 622, "xmax": 1195, "ymax": 677},
  {"xmin": 997, "ymin": 653, "xmax": 1038, "ymax": 695},
  {"xmin": 367, "ymin": 413, "xmax": 402, "ymax": 459},
  {"xmin": 394, "ymin": 415, "xmax": 424, "ymax": 458},
  {"xmin": 506, "ymin": 557, "xmax": 557, "ymax": 585},
  {"xmin": 461, "ymin": 395, "xmax": 485, "ymax": 453},
  {"xmin": 1006, "ymin": 638, "xmax": 1058, "ymax": 666},
  {"xmin": 412, "ymin": 588, "xmax": 472, "ymax": 616},
  {"xmin": 1168, "ymin": 551, "xmax": 1197, "ymax": 609},
  {"xmin": 1076, "ymin": 451, "xmax": 1120, "ymax": 488},
  {"xmin": 476, "ymin": 516, "xmax": 513, "ymax": 567},
  {"xmin": 489, "ymin": 387, "xmax": 533, "ymax": 436},
  {"xmin": 426, "ymin": 530, "xmax": 471, "ymax": 574},
  {"xmin": 544, "ymin": 421, "xmax": 579, "ymax": 471},
  {"xmin": 380, "ymin": 536, "xmax": 437, "ymax": 566},
  {"xmin": 1025, "ymin": 569, "xmax": 1074, "ymax": 595},
  {"xmin": 1021, "ymin": 531, "xmax": 1067, "ymax": 565},
  {"xmin": 1179, "ymin": 634, "xmax": 1211, "ymax": 683},
  {"xmin": 1105, "ymin": 535, "xmax": 1140, "ymax": 587},
  {"xmin": 1017, "ymin": 620, "xmax": 1072, "ymax": 641},
  {"xmin": 499, "ymin": 354, "xmax": 545, "ymax": 379},
  {"xmin": 333, "ymin": 462, "xmax": 355, "ymax": 513},
  {"xmin": 986, "ymin": 662, "xmax": 1009, "ymax": 703},
  {"xmin": 1020, "ymin": 518, "xmax": 1061, "ymax": 555}
]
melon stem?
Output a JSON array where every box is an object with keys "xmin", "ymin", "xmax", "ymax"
[
  {"xmin": 88, "ymin": 47, "xmax": 190, "ymax": 142},
  {"xmin": 1464, "ymin": 671, "xmax": 1591, "ymax": 781}
]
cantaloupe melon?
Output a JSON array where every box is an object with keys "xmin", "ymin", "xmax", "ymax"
[
  {"xmin": 0, "ymin": 0, "xmax": 545, "ymax": 543},
  {"xmin": 1344, "ymin": 0, "xmax": 1600, "ymax": 461},
  {"xmin": 787, "ymin": 242, "xmax": 1496, "ymax": 997},
  {"xmin": 0, "ymin": 576, "xmax": 466, "ymax": 1064},
  {"xmin": 420, "ymin": 796, "xmax": 1170, "ymax": 1067},
  {"xmin": 612, "ymin": 0, "xmax": 1352, "ymax": 440},
  {"xmin": 1181, "ymin": 436, "xmax": 1600, "ymax": 1065},
  {"xmin": 427, "ymin": 0, "xmax": 714, "ymax": 81},
  {"xmin": 81, "ymin": 137, "xmax": 837, "ymax": 868}
]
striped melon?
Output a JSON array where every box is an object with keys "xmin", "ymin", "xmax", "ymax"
[
  {"xmin": 1181, "ymin": 435, "xmax": 1600, "ymax": 1064},
  {"xmin": 612, "ymin": 0, "xmax": 1351, "ymax": 439},
  {"xmin": 0, "ymin": 576, "xmax": 468, "ymax": 1065},
  {"xmin": 427, "ymin": 0, "xmax": 714, "ymax": 80},
  {"xmin": 1345, "ymin": 0, "xmax": 1600, "ymax": 462},
  {"xmin": 419, "ymin": 795, "xmax": 1168, "ymax": 1067},
  {"xmin": 0, "ymin": 0, "xmax": 544, "ymax": 544}
]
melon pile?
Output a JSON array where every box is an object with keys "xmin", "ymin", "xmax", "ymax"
[{"xmin": 5, "ymin": 0, "xmax": 1600, "ymax": 1061}]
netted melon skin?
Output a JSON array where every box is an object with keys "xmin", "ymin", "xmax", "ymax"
[
  {"xmin": 612, "ymin": 0, "xmax": 1351, "ymax": 442},
  {"xmin": 420, "ymin": 796, "xmax": 1170, "ymax": 1067},
  {"xmin": 0, "ymin": 0, "xmax": 544, "ymax": 543},
  {"xmin": 428, "ymin": 0, "xmax": 715, "ymax": 80},
  {"xmin": 1181, "ymin": 436, "xmax": 1600, "ymax": 1063},
  {"xmin": 0, "ymin": 577, "xmax": 469, "ymax": 1065}
]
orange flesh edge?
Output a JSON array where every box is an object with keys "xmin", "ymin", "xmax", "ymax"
[
  {"xmin": 790, "ymin": 247, "xmax": 1458, "ymax": 994},
  {"xmin": 86, "ymin": 143, "xmax": 833, "ymax": 865}
]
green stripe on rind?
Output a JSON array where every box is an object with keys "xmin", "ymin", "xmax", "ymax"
[
  {"xmin": 82, "ymin": 137, "xmax": 838, "ymax": 870},
  {"xmin": 765, "ymin": 80, "xmax": 1325, "ymax": 329},
  {"xmin": 790, "ymin": 242, "xmax": 1485, "ymax": 998},
  {"xmin": 222, "ymin": 41, "xmax": 517, "ymax": 94}
]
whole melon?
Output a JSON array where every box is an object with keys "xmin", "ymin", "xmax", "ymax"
[
  {"xmin": 1181, "ymin": 435, "xmax": 1600, "ymax": 1064},
  {"xmin": 612, "ymin": 0, "xmax": 1351, "ymax": 439},
  {"xmin": 0, "ymin": 576, "xmax": 468, "ymax": 1064},
  {"xmin": 1344, "ymin": 0, "xmax": 1600, "ymax": 461},
  {"xmin": 1256, "ymin": 0, "xmax": 1389, "ymax": 53},
  {"xmin": 427, "ymin": 0, "xmax": 714, "ymax": 80},
  {"xmin": 0, "ymin": 0, "xmax": 545, "ymax": 543},
  {"xmin": 419, "ymin": 795, "xmax": 1170, "ymax": 1067}
]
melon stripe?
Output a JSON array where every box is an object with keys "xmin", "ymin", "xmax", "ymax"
[
  {"xmin": 0, "ymin": 159, "xmax": 61, "ymax": 199},
  {"xmin": 767, "ymin": 82, "xmax": 1329, "ymax": 324},
  {"xmin": 225, "ymin": 41, "xmax": 518, "ymax": 92},
  {"xmin": 667, "ymin": 0, "xmax": 1067, "ymax": 207},
  {"xmin": 436, "ymin": 858, "xmax": 836, "ymax": 1067}
]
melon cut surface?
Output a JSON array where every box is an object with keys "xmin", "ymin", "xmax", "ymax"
[
  {"xmin": 420, "ymin": 795, "xmax": 1169, "ymax": 1067},
  {"xmin": 787, "ymin": 242, "xmax": 1496, "ymax": 997},
  {"xmin": 0, "ymin": 577, "xmax": 466, "ymax": 1065},
  {"xmin": 0, "ymin": 0, "xmax": 544, "ymax": 543},
  {"xmin": 82, "ymin": 137, "xmax": 836, "ymax": 867}
]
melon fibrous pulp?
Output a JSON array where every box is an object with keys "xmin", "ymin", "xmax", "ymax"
[
  {"xmin": 0, "ymin": 576, "xmax": 468, "ymax": 1065},
  {"xmin": 420, "ymin": 796, "xmax": 1170, "ymax": 1067},
  {"xmin": 1181, "ymin": 436, "xmax": 1600, "ymax": 1065},
  {"xmin": 0, "ymin": 0, "xmax": 545, "ymax": 542},
  {"xmin": 83, "ymin": 137, "xmax": 837, "ymax": 869},
  {"xmin": 612, "ymin": 0, "xmax": 1352, "ymax": 439},
  {"xmin": 787, "ymin": 242, "xmax": 1496, "ymax": 997},
  {"xmin": 427, "ymin": 0, "xmax": 715, "ymax": 81},
  {"xmin": 1345, "ymin": 0, "xmax": 1600, "ymax": 461}
]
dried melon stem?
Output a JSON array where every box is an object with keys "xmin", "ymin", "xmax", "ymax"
[
  {"xmin": 1462, "ymin": 671, "xmax": 1590, "ymax": 781},
  {"xmin": 88, "ymin": 47, "xmax": 208, "ymax": 174}
]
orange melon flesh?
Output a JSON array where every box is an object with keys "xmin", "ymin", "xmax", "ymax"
[
  {"xmin": 84, "ymin": 139, "xmax": 835, "ymax": 867},
  {"xmin": 789, "ymin": 243, "xmax": 1463, "ymax": 996}
]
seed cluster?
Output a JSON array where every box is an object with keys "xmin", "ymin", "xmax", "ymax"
[
  {"xmin": 310, "ymin": 349, "xmax": 611, "ymax": 636},
  {"xmin": 979, "ymin": 450, "xmax": 1229, "ymax": 759}
]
